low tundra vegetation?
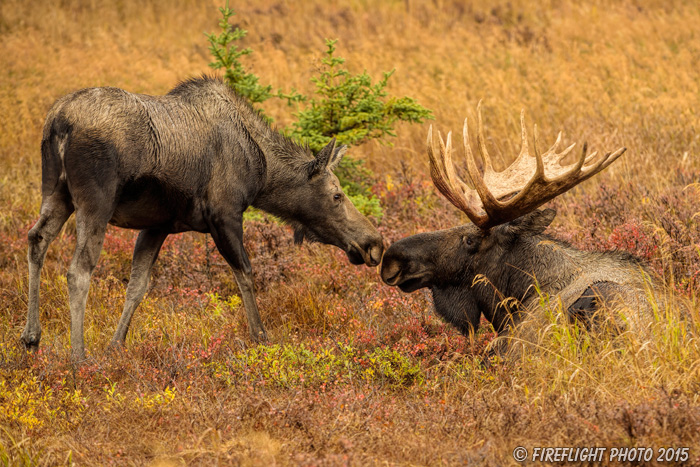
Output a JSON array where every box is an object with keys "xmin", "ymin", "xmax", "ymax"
[
  {"xmin": 1, "ymin": 171, "xmax": 698, "ymax": 464},
  {"xmin": 1, "ymin": 0, "xmax": 700, "ymax": 464}
]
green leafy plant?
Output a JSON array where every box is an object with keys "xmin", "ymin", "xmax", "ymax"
[
  {"xmin": 288, "ymin": 39, "xmax": 432, "ymax": 152},
  {"xmin": 204, "ymin": 2, "xmax": 269, "ymax": 105}
]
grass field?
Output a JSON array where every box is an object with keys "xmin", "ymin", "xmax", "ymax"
[{"xmin": 1, "ymin": 0, "xmax": 699, "ymax": 465}]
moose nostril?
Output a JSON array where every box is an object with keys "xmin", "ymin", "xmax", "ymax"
[
  {"xmin": 369, "ymin": 245, "xmax": 383, "ymax": 265},
  {"xmin": 385, "ymin": 272, "xmax": 401, "ymax": 285},
  {"xmin": 381, "ymin": 263, "xmax": 401, "ymax": 285}
]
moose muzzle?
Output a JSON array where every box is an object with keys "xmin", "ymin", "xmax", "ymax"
[{"xmin": 347, "ymin": 235, "xmax": 384, "ymax": 267}]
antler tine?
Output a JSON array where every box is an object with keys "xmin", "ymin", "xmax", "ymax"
[
  {"xmin": 427, "ymin": 125, "xmax": 448, "ymax": 198},
  {"xmin": 555, "ymin": 141, "xmax": 578, "ymax": 169},
  {"xmin": 519, "ymin": 110, "xmax": 529, "ymax": 157},
  {"xmin": 580, "ymin": 141, "xmax": 624, "ymax": 172},
  {"xmin": 428, "ymin": 124, "xmax": 479, "ymax": 219},
  {"xmin": 583, "ymin": 147, "xmax": 627, "ymax": 175},
  {"xmin": 568, "ymin": 140, "xmax": 587, "ymax": 173},
  {"xmin": 461, "ymin": 118, "xmax": 474, "ymax": 186},
  {"xmin": 552, "ymin": 146, "xmax": 627, "ymax": 196},
  {"xmin": 582, "ymin": 150, "xmax": 604, "ymax": 168},
  {"xmin": 543, "ymin": 138, "xmax": 584, "ymax": 183},
  {"xmin": 550, "ymin": 132, "xmax": 576, "ymax": 165},
  {"xmin": 427, "ymin": 125, "xmax": 451, "ymax": 203},
  {"xmin": 549, "ymin": 131, "xmax": 563, "ymax": 153},
  {"xmin": 465, "ymin": 115, "xmax": 500, "ymax": 226},
  {"xmin": 443, "ymin": 130, "xmax": 458, "ymax": 191},
  {"xmin": 532, "ymin": 124, "xmax": 546, "ymax": 180},
  {"xmin": 442, "ymin": 129, "xmax": 470, "ymax": 194},
  {"xmin": 476, "ymin": 101, "xmax": 495, "ymax": 175},
  {"xmin": 427, "ymin": 125, "xmax": 439, "ymax": 178}
]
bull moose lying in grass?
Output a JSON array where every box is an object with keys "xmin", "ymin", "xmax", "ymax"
[
  {"xmin": 381, "ymin": 104, "xmax": 657, "ymax": 341},
  {"xmin": 21, "ymin": 77, "xmax": 384, "ymax": 361}
]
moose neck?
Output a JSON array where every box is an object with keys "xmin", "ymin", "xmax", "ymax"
[
  {"xmin": 431, "ymin": 233, "xmax": 582, "ymax": 332},
  {"xmin": 487, "ymin": 234, "xmax": 581, "ymax": 304},
  {"xmin": 515, "ymin": 234, "xmax": 581, "ymax": 294},
  {"xmin": 250, "ymin": 138, "xmax": 313, "ymax": 222}
]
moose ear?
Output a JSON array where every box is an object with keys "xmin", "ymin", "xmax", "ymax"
[
  {"xmin": 498, "ymin": 208, "xmax": 557, "ymax": 241},
  {"xmin": 327, "ymin": 144, "xmax": 347, "ymax": 172},
  {"xmin": 306, "ymin": 138, "xmax": 337, "ymax": 178}
]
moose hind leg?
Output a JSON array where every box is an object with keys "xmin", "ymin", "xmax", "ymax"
[
  {"xmin": 568, "ymin": 282, "xmax": 629, "ymax": 332},
  {"xmin": 22, "ymin": 186, "xmax": 74, "ymax": 351},
  {"xmin": 209, "ymin": 218, "xmax": 268, "ymax": 342},
  {"xmin": 67, "ymin": 211, "xmax": 110, "ymax": 362},
  {"xmin": 110, "ymin": 229, "xmax": 168, "ymax": 348}
]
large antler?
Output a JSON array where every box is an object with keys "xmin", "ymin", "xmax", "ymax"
[{"xmin": 428, "ymin": 103, "xmax": 626, "ymax": 229}]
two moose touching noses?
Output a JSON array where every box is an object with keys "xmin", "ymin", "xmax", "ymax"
[{"xmin": 21, "ymin": 77, "xmax": 657, "ymax": 362}]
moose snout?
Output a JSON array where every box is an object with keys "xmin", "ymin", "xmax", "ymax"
[
  {"xmin": 379, "ymin": 242, "xmax": 434, "ymax": 293},
  {"xmin": 348, "ymin": 235, "xmax": 384, "ymax": 267},
  {"xmin": 380, "ymin": 260, "xmax": 402, "ymax": 285},
  {"xmin": 368, "ymin": 242, "xmax": 384, "ymax": 266},
  {"xmin": 380, "ymin": 243, "xmax": 412, "ymax": 285}
]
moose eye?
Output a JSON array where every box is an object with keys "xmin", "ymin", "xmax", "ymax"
[
  {"xmin": 333, "ymin": 193, "xmax": 342, "ymax": 202},
  {"xmin": 463, "ymin": 236, "xmax": 474, "ymax": 246}
]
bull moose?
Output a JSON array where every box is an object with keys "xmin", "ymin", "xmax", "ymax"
[
  {"xmin": 381, "ymin": 105, "xmax": 655, "ymax": 341},
  {"xmin": 22, "ymin": 77, "xmax": 383, "ymax": 361}
]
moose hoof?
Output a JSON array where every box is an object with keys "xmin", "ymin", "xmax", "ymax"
[
  {"xmin": 70, "ymin": 350, "xmax": 88, "ymax": 366},
  {"xmin": 20, "ymin": 330, "xmax": 41, "ymax": 352},
  {"xmin": 106, "ymin": 340, "xmax": 127, "ymax": 355},
  {"xmin": 251, "ymin": 329, "xmax": 269, "ymax": 344}
]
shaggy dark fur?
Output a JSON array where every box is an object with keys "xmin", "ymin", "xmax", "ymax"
[
  {"xmin": 22, "ymin": 77, "xmax": 383, "ymax": 360},
  {"xmin": 381, "ymin": 209, "xmax": 653, "ymax": 337}
]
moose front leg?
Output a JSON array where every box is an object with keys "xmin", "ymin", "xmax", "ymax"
[
  {"xmin": 484, "ymin": 305, "xmax": 524, "ymax": 360},
  {"xmin": 209, "ymin": 217, "xmax": 268, "ymax": 342},
  {"xmin": 110, "ymin": 228, "xmax": 168, "ymax": 348}
]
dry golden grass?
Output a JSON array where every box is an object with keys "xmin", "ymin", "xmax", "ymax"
[{"xmin": 1, "ymin": 0, "xmax": 700, "ymax": 465}]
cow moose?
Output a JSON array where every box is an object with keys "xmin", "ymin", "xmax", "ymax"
[
  {"xmin": 22, "ymin": 77, "xmax": 384, "ymax": 361},
  {"xmin": 381, "ymin": 104, "xmax": 655, "ymax": 343}
]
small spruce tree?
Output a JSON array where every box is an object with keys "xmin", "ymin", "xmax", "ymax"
[
  {"xmin": 287, "ymin": 39, "xmax": 432, "ymax": 199},
  {"xmin": 206, "ymin": 5, "xmax": 433, "ymax": 220},
  {"xmin": 205, "ymin": 1, "xmax": 302, "ymax": 119}
]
